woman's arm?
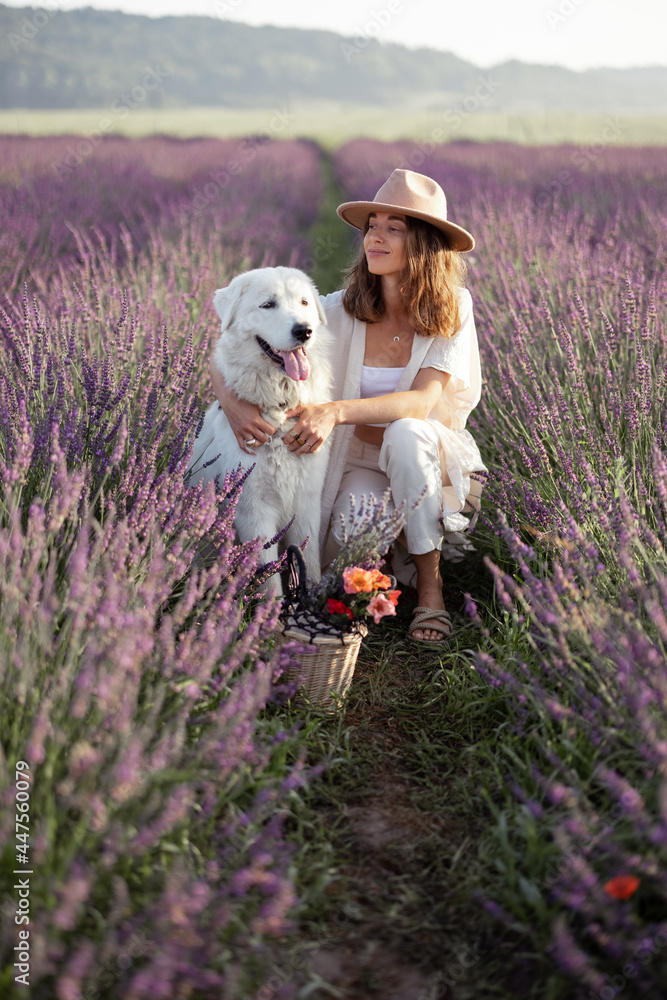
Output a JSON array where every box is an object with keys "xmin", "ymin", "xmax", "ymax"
[
  {"xmin": 209, "ymin": 357, "xmax": 277, "ymax": 454},
  {"xmin": 284, "ymin": 368, "xmax": 451, "ymax": 453}
]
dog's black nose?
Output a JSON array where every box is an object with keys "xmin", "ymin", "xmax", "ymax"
[{"xmin": 291, "ymin": 323, "xmax": 312, "ymax": 343}]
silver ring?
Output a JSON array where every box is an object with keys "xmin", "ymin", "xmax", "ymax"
[
  {"xmin": 245, "ymin": 438, "xmax": 258, "ymax": 447},
  {"xmin": 290, "ymin": 429, "xmax": 300, "ymax": 440}
]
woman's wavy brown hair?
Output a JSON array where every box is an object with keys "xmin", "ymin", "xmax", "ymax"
[{"xmin": 342, "ymin": 214, "xmax": 468, "ymax": 338}]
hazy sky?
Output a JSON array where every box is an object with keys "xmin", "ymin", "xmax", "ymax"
[{"xmin": 4, "ymin": 0, "xmax": 664, "ymax": 71}]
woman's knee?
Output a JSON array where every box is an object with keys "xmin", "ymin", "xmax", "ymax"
[
  {"xmin": 382, "ymin": 419, "xmax": 440, "ymax": 469},
  {"xmin": 383, "ymin": 417, "xmax": 425, "ymax": 446}
]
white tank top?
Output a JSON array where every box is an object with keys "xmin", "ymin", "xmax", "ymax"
[{"xmin": 360, "ymin": 365, "xmax": 406, "ymax": 427}]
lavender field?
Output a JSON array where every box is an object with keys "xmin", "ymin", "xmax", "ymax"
[{"xmin": 1, "ymin": 133, "xmax": 666, "ymax": 999}]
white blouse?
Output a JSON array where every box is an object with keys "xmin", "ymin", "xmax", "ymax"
[{"xmin": 360, "ymin": 364, "xmax": 405, "ymax": 426}]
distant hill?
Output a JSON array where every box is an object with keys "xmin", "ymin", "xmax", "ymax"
[{"xmin": 1, "ymin": 4, "xmax": 666, "ymax": 112}]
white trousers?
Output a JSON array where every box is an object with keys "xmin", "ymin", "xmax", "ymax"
[{"xmin": 331, "ymin": 418, "xmax": 446, "ymax": 557}]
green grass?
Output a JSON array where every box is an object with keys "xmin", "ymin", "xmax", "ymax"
[
  {"xmin": 4, "ymin": 105, "xmax": 667, "ymax": 146},
  {"xmin": 252, "ymin": 530, "xmax": 562, "ymax": 1000},
  {"xmin": 302, "ymin": 151, "xmax": 357, "ymax": 296}
]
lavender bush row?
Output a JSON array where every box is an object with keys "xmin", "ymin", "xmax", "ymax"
[
  {"xmin": 0, "ymin": 138, "xmax": 326, "ymax": 999},
  {"xmin": 466, "ymin": 485, "xmax": 667, "ymax": 997},
  {"xmin": 0, "ymin": 136, "xmax": 323, "ymax": 292},
  {"xmin": 333, "ymin": 139, "xmax": 667, "ymax": 996},
  {"xmin": 333, "ymin": 137, "xmax": 667, "ymax": 233},
  {"xmin": 0, "ymin": 447, "xmax": 297, "ymax": 1000}
]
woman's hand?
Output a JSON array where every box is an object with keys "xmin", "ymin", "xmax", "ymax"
[
  {"xmin": 227, "ymin": 398, "xmax": 277, "ymax": 455},
  {"xmin": 283, "ymin": 403, "xmax": 340, "ymax": 454},
  {"xmin": 210, "ymin": 356, "xmax": 276, "ymax": 454}
]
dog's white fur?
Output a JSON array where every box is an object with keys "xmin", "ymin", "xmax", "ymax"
[{"xmin": 187, "ymin": 266, "xmax": 333, "ymax": 589}]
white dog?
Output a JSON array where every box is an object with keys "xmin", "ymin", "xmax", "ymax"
[{"xmin": 187, "ymin": 266, "xmax": 333, "ymax": 590}]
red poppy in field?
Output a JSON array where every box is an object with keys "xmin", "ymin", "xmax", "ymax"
[
  {"xmin": 603, "ymin": 875, "xmax": 640, "ymax": 900},
  {"xmin": 327, "ymin": 598, "xmax": 353, "ymax": 619}
]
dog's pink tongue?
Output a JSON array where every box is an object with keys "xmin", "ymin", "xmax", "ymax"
[{"xmin": 280, "ymin": 347, "xmax": 310, "ymax": 381}]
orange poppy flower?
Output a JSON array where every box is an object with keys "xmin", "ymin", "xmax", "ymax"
[
  {"xmin": 342, "ymin": 567, "xmax": 375, "ymax": 593},
  {"xmin": 368, "ymin": 568, "xmax": 392, "ymax": 590},
  {"xmin": 603, "ymin": 876, "xmax": 640, "ymax": 900}
]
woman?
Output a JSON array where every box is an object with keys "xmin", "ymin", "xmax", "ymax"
[{"xmin": 211, "ymin": 168, "xmax": 486, "ymax": 644}]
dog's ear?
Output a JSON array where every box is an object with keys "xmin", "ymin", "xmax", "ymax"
[{"xmin": 213, "ymin": 275, "xmax": 247, "ymax": 331}]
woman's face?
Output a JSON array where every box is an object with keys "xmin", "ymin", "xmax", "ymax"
[{"xmin": 363, "ymin": 211, "xmax": 408, "ymax": 277}]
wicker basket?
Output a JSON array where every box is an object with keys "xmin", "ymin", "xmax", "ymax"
[
  {"xmin": 276, "ymin": 545, "xmax": 369, "ymax": 709},
  {"xmin": 275, "ymin": 621, "xmax": 368, "ymax": 709}
]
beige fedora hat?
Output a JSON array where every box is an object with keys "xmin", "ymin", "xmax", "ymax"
[{"xmin": 337, "ymin": 168, "xmax": 475, "ymax": 252}]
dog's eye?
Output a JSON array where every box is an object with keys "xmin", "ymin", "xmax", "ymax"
[
  {"xmin": 301, "ymin": 299, "xmax": 309, "ymax": 306},
  {"xmin": 260, "ymin": 300, "xmax": 277, "ymax": 309}
]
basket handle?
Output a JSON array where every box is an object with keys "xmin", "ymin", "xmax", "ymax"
[{"xmin": 285, "ymin": 544, "xmax": 309, "ymax": 603}]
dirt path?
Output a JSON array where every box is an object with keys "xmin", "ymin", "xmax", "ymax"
[
  {"xmin": 278, "ymin": 155, "xmax": 512, "ymax": 999},
  {"xmin": 285, "ymin": 584, "xmax": 504, "ymax": 1000}
]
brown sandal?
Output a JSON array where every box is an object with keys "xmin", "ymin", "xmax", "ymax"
[{"xmin": 407, "ymin": 606, "xmax": 452, "ymax": 645}]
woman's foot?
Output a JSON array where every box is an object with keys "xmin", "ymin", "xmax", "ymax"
[
  {"xmin": 408, "ymin": 606, "xmax": 452, "ymax": 644},
  {"xmin": 410, "ymin": 550, "xmax": 450, "ymax": 642}
]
